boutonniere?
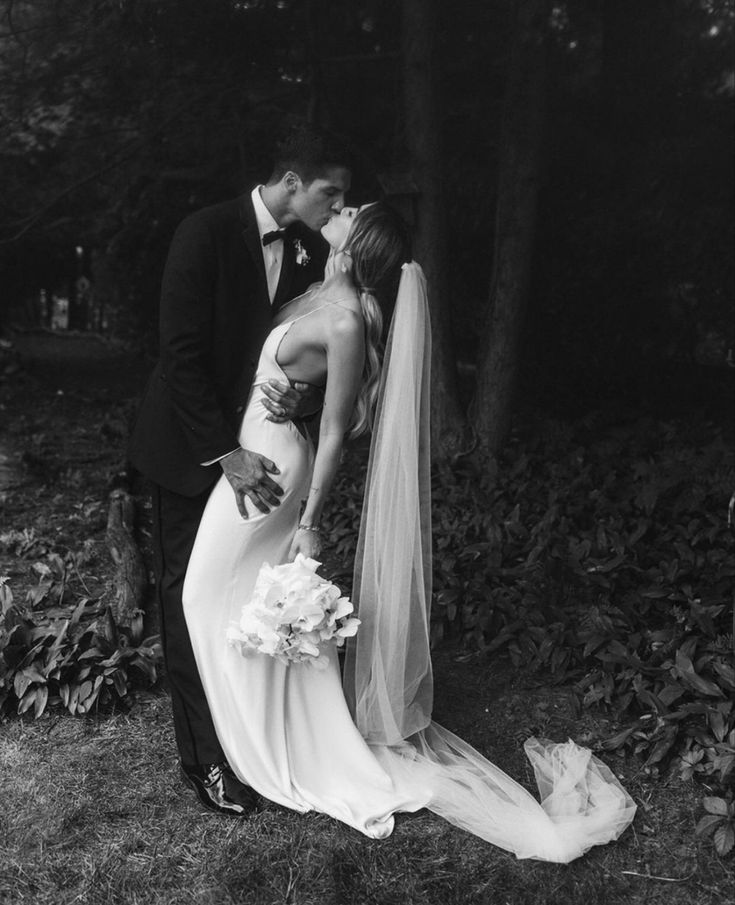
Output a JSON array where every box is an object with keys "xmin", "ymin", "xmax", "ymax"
[{"xmin": 293, "ymin": 239, "xmax": 310, "ymax": 267}]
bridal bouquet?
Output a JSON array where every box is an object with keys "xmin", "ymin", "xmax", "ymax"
[{"xmin": 227, "ymin": 554, "xmax": 360, "ymax": 669}]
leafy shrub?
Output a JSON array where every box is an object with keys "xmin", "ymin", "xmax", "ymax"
[
  {"xmin": 0, "ymin": 578, "xmax": 161, "ymax": 719},
  {"xmin": 433, "ymin": 418, "xmax": 733, "ymax": 781},
  {"xmin": 696, "ymin": 793, "xmax": 735, "ymax": 857},
  {"xmin": 0, "ymin": 527, "xmax": 97, "ymax": 609}
]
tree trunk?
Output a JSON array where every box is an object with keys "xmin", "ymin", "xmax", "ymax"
[
  {"xmin": 475, "ymin": 0, "xmax": 550, "ymax": 453},
  {"xmin": 106, "ymin": 488, "xmax": 149, "ymax": 639},
  {"xmin": 402, "ymin": 0, "xmax": 465, "ymax": 459}
]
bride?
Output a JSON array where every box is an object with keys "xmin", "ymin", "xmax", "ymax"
[{"xmin": 182, "ymin": 203, "xmax": 636, "ymax": 862}]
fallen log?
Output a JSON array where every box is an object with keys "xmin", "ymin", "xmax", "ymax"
[{"xmin": 106, "ymin": 487, "xmax": 149, "ymax": 638}]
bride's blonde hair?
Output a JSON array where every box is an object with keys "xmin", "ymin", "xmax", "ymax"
[{"xmin": 345, "ymin": 203, "xmax": 412, "ymax": 438}]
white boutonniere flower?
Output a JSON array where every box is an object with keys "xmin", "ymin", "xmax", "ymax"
[{"xmin": 294, "ymin": 239, "xmax": 310, "ymax": 266}]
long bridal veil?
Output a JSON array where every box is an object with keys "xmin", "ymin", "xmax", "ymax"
[{"xmin": 343, "ymin": 263, "xmax": 636, "ymax": 862}]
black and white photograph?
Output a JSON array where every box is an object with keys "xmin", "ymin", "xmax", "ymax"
[{"xmin": 0, "ymin": 1, "xmax": 733, "ymax": 903}]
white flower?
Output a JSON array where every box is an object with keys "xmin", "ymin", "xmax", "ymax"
[
  {"xmin": 294, "ymin": 239, "xmax": 310, "ymax": 266},
  {"xmin": 227, "ymin": 553, "xmax": 360, "ymax": 668},
  {"xmin": 335, "ymin": 616, "xmax": 360, "ymax": 639}
]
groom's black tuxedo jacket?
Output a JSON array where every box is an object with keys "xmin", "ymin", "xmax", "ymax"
[{"xmin": 128, "ymin": 193, "xmax": 327, "ymax": 497}]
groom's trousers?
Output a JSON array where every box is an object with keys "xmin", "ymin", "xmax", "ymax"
[{"xmin": 151, "ymin": 483, "xmax": 225, "ymax": 766}]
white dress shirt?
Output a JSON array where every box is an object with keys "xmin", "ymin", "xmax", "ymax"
[{"xmin": 251, "ymin": 185, "xmax": 284, "ymax": 304}]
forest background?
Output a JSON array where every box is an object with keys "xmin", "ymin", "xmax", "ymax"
[{"xmin": 0, "ymin": 1, "xmax": 733, "ymax": 903}]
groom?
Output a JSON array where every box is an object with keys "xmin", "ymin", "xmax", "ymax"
[{"xmin": 128, "ymin": 122, "xmax": 352, "ymax": 816}]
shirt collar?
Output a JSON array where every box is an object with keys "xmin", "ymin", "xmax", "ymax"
[{"xmin": 251, "ymin": 185, "xmax": 281, "ymax": 240}]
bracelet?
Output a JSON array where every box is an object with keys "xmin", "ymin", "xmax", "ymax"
[{"xmin": 297, "ymin": 523, "xmax": 321, "ymax": 533}]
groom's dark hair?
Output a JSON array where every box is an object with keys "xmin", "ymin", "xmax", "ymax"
[{"xmin": 268, "ymin": 120, "xmax": 353, "ymax": 185}]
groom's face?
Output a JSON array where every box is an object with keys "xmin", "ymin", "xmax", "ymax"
[{"xmin": 290, "ymin": 166, "xmax": 351, "ymax": 231}]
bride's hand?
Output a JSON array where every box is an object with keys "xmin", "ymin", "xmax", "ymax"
[{"xmin": 288, "ymin": 527, "xmax": 322, "ymax": 561}]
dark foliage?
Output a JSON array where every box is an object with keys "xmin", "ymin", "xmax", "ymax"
[
  {"xmin": 321, "ymin": 412, "xmax": 735, "ymax": 854},
  {"xmin": 0, "ymin": 575, "xmax": 160, "ymax": 719}
]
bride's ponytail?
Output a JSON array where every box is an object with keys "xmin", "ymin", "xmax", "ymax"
[
  {"xmin": 345, "ymin": 204, "xmax": 411, "ymax": 439},
  {"xmin": 348, "ymin": 289, "xmax": 383, "ymax": 438}
]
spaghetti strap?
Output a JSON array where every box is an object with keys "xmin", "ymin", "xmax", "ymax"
[
  {"xmin": 281, "ymin": 296, "xmax": 357, "ymax": 328},
  {"xmin": 285, "ymin": 302, "xmax": 333, "ymax": 326},
  {"xmin": 273, "ymin": 296, "xmax": 359, "ymax": 380}
]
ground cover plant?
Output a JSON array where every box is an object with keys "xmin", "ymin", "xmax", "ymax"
[
  {"xmin": 321, "ymin": 412, "xmax": 735, "ymax": 858},
  {"xmin": 0, "ymin": 333, "xmax": 733, "ymax": 904}
]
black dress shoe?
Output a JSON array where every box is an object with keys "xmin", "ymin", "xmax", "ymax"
[{"xmin": 180, "ymin": 762, "xmax": 261, "ymax": 816}]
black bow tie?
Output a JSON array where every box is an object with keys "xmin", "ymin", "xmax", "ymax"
[{"xmin": 262, "ymin": 229, "xmax": 287, "ymax": 246}]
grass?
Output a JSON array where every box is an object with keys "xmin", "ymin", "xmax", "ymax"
[
  {"xmin": 1, "ymin": 333, "xmax": 733, "ymax": 904},
  {"xmin": 1, "ymin": 676, "xmax": 731, "ymax": 905}
]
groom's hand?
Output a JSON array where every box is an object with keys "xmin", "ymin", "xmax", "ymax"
[
  {"xmin": 261, "ymin": 379, "xmax": 324, "ymax": 422},
  {"xmin": 220, "ymin": 448, "xmax": 283, "ymax": 518}
]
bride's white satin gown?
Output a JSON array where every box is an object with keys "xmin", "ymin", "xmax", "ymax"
[
  {"xmin": 183, "ymin": 312, "xmax": 636, "ymax": 858},
  {"xmin": 183, "ymin": 313, "xmax": 427, "ymax": 837}
]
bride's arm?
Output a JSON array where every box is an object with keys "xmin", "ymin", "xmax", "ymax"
[{"xmin": 288, "ymin": 308, "xmax": 365, "ymax": 560}]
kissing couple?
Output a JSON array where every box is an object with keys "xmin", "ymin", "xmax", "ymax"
[{"xmin": 129, "ymin": 121, "xmax": 635, "ymax": 862}]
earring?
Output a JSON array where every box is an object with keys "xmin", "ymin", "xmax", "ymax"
[{"xmin": 338, "ymin": 249, "xmax": 352, "ymax": 273}]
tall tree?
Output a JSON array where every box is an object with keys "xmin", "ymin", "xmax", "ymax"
[
  {"xmin": 474, "ymin": 0, "xmax": 550, "ymax": 452},
  {"xmin": 402, "ymin": 0, "xmax": 466, "ymax": 459}
]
